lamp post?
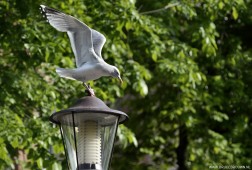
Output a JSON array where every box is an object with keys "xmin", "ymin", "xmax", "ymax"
[{"xmin": 50, "ymin": 93, "xmax": 128, "ymax": 170}]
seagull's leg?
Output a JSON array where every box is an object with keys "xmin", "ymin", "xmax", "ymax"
[
  {"xmin": 83, "ymin": 83, "xmax": 95, "ymax": 96},
  {"xmin": 83, "ymin": 82, "xmax": 89, "ymax": 89},
  {"xmin": 87, "ymin": 83, "xmax": 95, "ymax": 96}
]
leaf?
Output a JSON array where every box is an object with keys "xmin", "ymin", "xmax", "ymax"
[
  {"xmin": 218, "ymin": 2, "xmax": 224, "ymax": 9},
  {"xmin": 10, "ymin": 138, "xmax": 19, "ymax": 148},
  {"xmin": 125, "ymin": 22, "xmax": 132, "ymax": 31},
  {"xmin": 51, "ymin": 162, "xmax": 62, "ymax": 170},
  {"xmin": 36, "ymin": 158, "xmax": 43, "ymax": 169},
  {"xmin": 152, "ymin": 52, "xmax": 157, "ymax": 62},
  {"xmin": 117, "ymin": 125, "xmax": 138, "ymax": 148},
  {"xmin": 139, "ymin": 79, "xmax": 148, "ymax": 96},
  {"xmin": 232, "ymin": 7, "xmax": 238, "ymax": 20}
]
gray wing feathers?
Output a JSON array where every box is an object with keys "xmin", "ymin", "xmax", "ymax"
[
  {"xmin": 40, "ymin": 5, "xmax": 106, "ymax": 67},
  {"xmin": 47, "ymin": 15, "xmax": 77, "ymax": 32},
  {"xmin": 92, "ymin": 29, "xmax": 106, "ymax": 57},
  {"xmin": 40, "ymin": 5, "xmax": 93, "ymax": 67},
  {"xmin": 67, "ymin": 31, "xmax": 92, "ymax": 67},
  {"xmin": 40, "ymin": 5, "xmax": 84, "ymax": 32}
]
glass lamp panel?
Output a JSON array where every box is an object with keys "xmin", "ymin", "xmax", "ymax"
[
  {"xmin": 73, "ymin": 112, "xmax": 119, "ymax": 170},
  {"xmin": 60, "ymin": 114, "xmax": 77, "ymax": 170},
  {"xmin": 100, "ymin": 118, "xmax": 118, "ymax": 170}
]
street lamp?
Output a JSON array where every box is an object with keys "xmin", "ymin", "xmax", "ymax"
[{"xmin": 50, "ymin": 94, "xmax": 128, "ymax": 170}]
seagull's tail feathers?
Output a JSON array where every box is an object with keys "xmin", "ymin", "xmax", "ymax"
[{"xmin": 56, "ymin": 68, "xmax": 76, "ymax": 80}]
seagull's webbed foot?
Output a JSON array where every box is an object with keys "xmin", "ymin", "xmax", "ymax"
[{"xmin": 83, "ymin": 83, "xmax": 95, "ymax": 96}]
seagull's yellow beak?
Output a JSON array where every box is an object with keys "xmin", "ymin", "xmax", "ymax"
[{"xmin": 118, "ymin": 76, "xmax": 123, "ymax": 84}]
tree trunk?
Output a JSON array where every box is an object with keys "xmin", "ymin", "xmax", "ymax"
[
  {"xmin": 14, "ymin": 149, "xmax": 27, "ymax": 170},
  {"xmin": 176, "ymin": 124, "xmax": 188, "ymax": 170}
]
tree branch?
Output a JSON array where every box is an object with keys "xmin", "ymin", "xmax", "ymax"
[{"xmin": 140, "ymin": 2, "xmax": 180, "ymax": 15}]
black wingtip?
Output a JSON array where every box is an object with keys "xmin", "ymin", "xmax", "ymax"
[
  {"xmin": 39, "ymin": 4, "xmax": 64, "ymax": 23},
  {"xmin": 39, "ymin": 5, "xmax": 46, "ymax": 18},
  {"xmin": 39, "ymin": 4, "xmax": 63, "ymax": 15}
]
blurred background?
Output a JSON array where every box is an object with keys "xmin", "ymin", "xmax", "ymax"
[{"xmin": 0, "ymin": 0, "xmax": 252, "ymax": 169}]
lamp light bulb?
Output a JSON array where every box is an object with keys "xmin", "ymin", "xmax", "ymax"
[{"xmin": 78, "ymin": 121, "xmax": 102, "ymax": 169}]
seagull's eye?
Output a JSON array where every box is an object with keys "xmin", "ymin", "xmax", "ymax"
[{"xmin": 113, "ymin": 69, "xmax": 119, "ymax": 77}]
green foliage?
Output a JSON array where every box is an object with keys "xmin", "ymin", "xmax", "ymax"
[{"xmin": 1, "ymin": 0, "xmax": 252, "ymax": 169}]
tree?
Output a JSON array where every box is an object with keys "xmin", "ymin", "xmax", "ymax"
[
  {"xmin": 0, "ymin": 0, "xmax": 252, "ymax": 170},
  {"xmin": 111, "ymin": 0, "xmax": 252, "ymax": 169}
]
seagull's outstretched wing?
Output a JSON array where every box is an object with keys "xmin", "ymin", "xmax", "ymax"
[
  {"xmin": 92, "ymin": 29, "xmax": 106, "ymax": 57},
  {"xmin": 40, "ymin": 5, "xmax": 100, "ymax": 67}
]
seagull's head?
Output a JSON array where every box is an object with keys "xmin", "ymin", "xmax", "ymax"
[{"xmin": 111, "ymin": 66, "xmax": 123, "ymax": 84}]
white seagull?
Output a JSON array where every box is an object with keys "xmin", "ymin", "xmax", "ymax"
[{"xmin": 40, "ymin": 5, "xmax": 122, "ymax": 95}]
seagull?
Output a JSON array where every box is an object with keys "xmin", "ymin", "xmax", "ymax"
[{"xmin": 40, "ymin": 5, "xmax": 122, "ymax": 95}]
